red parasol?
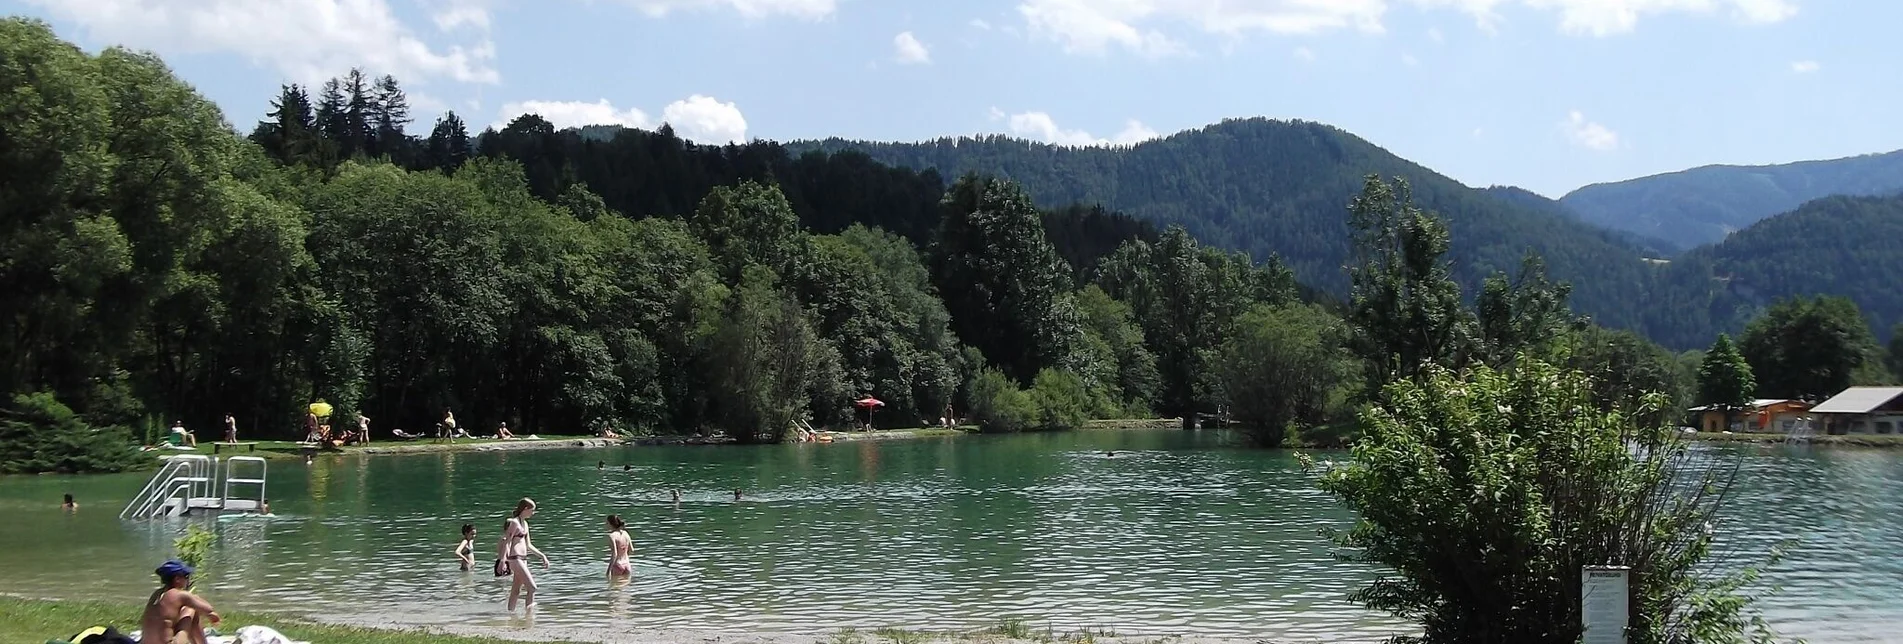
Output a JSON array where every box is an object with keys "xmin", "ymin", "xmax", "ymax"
[{"xmin": 853, "ymin": 397, "xmax": 885, "ymax": 408}]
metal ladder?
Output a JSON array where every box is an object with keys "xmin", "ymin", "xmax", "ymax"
[
  {"xmin": 119, "ymin": 454, "xmax": 269, "ymax": 519},
  {"xmin": 220, "ymin": 456, "xmax": 268, "ymax": 512},
  {"xmin": 1785, "ymin": 418, "xmax": 1815, "ymax": 445},
  {"xmin": 121, "ymin": 455, "xmax": 216, "ymax": 519}
]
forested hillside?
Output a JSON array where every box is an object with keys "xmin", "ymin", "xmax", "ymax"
[
  {"xmin": 796, "ymin": 119, "xmax": 1675, "ymax": 335},
  {"xmin": 1560, "ymin": 149, "xmax": 1903, "ymax": 250},
  {"xmin": 1683, "ymin": 195, "xmax": 1903, "ymax": 342}
]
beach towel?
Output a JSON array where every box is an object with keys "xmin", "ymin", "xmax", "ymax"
[{"xmin": 124, "ymin": 625, "xmax": 306, "ymax": 644}]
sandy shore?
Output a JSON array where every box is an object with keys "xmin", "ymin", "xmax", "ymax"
[{"xmin": 321, "ymin": 612, "xmax": 1304, "ymax": 644}]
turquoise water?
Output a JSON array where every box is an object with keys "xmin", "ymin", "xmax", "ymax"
[{"xmin": 2, "ymin": 431, "xmax": 1899, "ymax": 642}]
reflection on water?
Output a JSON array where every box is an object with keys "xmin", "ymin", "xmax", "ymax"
[{"xmin": 3, "ymin": 432, "xmax": 1901, "ymax": 642}]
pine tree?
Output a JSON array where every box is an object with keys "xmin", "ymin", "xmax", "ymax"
[
  {"xmin": 1345, "ymin": 175, "xmax": 1475, "ymax": 400},
  {"xmin": 371, "ymin": 74, "xmax": 411, "ymax": 163},
  {"xmin": 314, "ymin": 77, "xmax": 348, "ymax": 152},
  {"xmin": 248, "ymin": 84, "xmax": 318, "ymax": 165},
  {"xmin": 341, "ymin": 68, "xmax": 373, "ymax": 158},
  {"xmin": 424, "ymin": 110, "xmax": 471, "ymax": 172}
]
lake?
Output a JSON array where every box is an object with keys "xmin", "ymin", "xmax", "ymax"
[{"xmin": 3, "ymin": 430, "xmax": 1899, "ymax": 642}]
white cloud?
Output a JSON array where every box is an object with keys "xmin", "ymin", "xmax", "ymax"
[
  {"xmin": 1018, "ymin": 0, "xmax": 1385, "ymax": 56},
  {"xmin": 496, "ymin": 99, "xmax": 652, "ymax": 130},
  {"xmin": 1428, "ymin": 26, "xmax": 1446, "ymax": 42},
  {"xmin": 21, "ymin": 0, "xmax": 499, "ymax": 85},
  {"xmin": 1409, "ymin": 0, "xmax": 1798, "ymax": 36},
  {"xmin": 970, "ymin": 18, "xmax": 994, "ymax": 30},
  {"xmin": 492, "ymin": 94, "xmax": 748, "ymax": 144},
  {"xmin": 992, "ymin": 109, "xmax": 1158, "ymax": 147},
  {"xmin": 893, "ymin": 31, "xmax": 932, "ymax": 64},
  {"xmin": 661, "ymin": 95, "xmax": 749, "ymax": 144},
  {"xmin": 622, "ymin": 0, "xmax": 835, "ymax": 19},
  {"xmin": 1016, "ymin": 0, "xmax": 1803, "ymax": 53},
  {"xmin": 1561, "ymin": 110, "xmax": 1619, "ymax": 151},
  {"xmin": 429, "ymin": 0, "xmax": 492, "ymax": 32},
  {"xmin": 1293, "ymin": 46, "xmax": 1316, "ymax": 62},
  {"xmin": 1790, "ymin": 59, "xmax": 1820, "ymax": 73},
  {"xmin": 1402, "ymin": 52, "xmax": 1420, "ymax": 66}
]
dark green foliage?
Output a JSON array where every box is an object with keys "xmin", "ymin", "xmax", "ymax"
[
  {"xmin": 1217, "ymin": 304, "xmax": 1357, "ymax": 447},
  {"xmin": 1678, "ymin": 195, "xmax": 1903, "ymax": 349},
  {"xmin": 689, "ymin": 180, "xmax": 802, "ymax": 281},
  {"xmin": 1738, "ymin": 296, "xmax": 1882, "ymax": 401},
  {"xmin": 1344, "ymin": 176, "xmax": 1474, "ymax": 399},
  {"xmin": 0, "ymin": 392, "xmax": 139, "ymax": 474},
  {"xmin": 1027, "ymin": 369, "xmax": 1092, "ymax": 431},
  {"xmin": 1564, "ymin": 326, "xmax": 1688, "ymax": 411},
  {"xmin": 1698, "ymin": 334, "xmax": 1757, "ymax": 417},
  {"xmin": 931, "ymin": 175, "xmax": 1081, "ymax": 384},
  {"xmin": 1071, "ymin": 286, "xmax": 1159, "ymax": 414},
  {"xmin": 1560, "ymin": 149, "xmax": 1903, "ymax": 250},
  {"xmin": 1474, "ymin": 254, "xmax": 1580, "ymax": 368},
  {"xmin": 1890, "ymin": 324, "xmax": 1903, "ymax": 382},
  {"xmin": 1096, "ymin": 226, "xmax": 1294, "ymax": 423},
  {"xmin": 967, "ymin": 368, "xmax": 1036, "ymax": 433},
  {"xmin": 703, "ymin": 266, "xmax": 837, "ymax": 444},
  {"xmin": 1319, "ymin": 360, "xmax": 1776, "ymax": 644}
]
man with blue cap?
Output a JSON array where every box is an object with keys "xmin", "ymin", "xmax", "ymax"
[{"xmin": 139, "ymin": 559, "xmax": 219, "ymax": 644}]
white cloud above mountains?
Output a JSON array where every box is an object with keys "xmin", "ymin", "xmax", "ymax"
[
  {"xmin": 21, "ymin": 0, "xmax": 500, "ymax": 85},
  {"xmin": 990, "ymin": 108, "xmax": 1159, "ymax": 147},
  {"xmin": 1015, "ymin": 0, "xmax": 1801, "ymax": 56},
  {"xmin": 1562, "ymin": 110, "xmax": 1620, "ymax": 151},
  {"xmin": 496, "ymin": 96, "xmax": 749, "ymax": 145}
]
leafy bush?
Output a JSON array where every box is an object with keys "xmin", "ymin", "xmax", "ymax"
[
  {"xmin": 1029, "ymin": 369, "xmax": 1092, "ymax": 431},
  {"xmin": 0, "ymin": 392, "xmax": 141, "ymax": 474},
  {"xmin": 967, "ymin": 368, "xmax": 1036, "ymax": 433},
  {"xmin": 1316, "ymin": 360, "xmax": 1780, "ymax": 644},
  {"xmin": 173, "ymin": 525, "xmax": 216, "ymax": 591},
  {"xmin": 1217, "ymin": 303, "xmax": 1358, "ymax": 446}
]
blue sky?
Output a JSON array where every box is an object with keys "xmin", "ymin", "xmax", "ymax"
[{"xmin": 5, "ymin": 0, "xmax": 1895, "ymax": 197}]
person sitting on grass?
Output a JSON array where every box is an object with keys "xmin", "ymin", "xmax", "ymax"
[
  {"xmin": 497, "ymin": 422, "xmax": 515, "ymax": 440},
  {"xmin": 142, "ymin": 559, "xmax": 219, "ymax": 644}
]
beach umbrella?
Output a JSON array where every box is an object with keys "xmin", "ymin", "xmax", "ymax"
[
  {"xmin": 853, "ymin": 397, "xmax": 885, "ymax": 408},
  {"xmin": 309, "ymin": 402, "xmax": 333, "ymax": 417}
]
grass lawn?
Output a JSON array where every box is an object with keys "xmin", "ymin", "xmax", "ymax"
[{"xmin": 0, "ymin": 597, "xmax": 508, "ymax": 644}]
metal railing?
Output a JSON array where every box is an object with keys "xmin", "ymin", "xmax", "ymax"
[{"xmin": 121, "ymin": 454, "xmax": 215, "ymax": 519}]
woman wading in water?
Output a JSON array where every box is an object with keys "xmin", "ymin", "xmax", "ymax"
[
  {"xmin": 605, "ymin": 514, "xmax": 632, "ymax": 578},
  {"xmin": 497, "ymin": 498, "xmax": 550, "ymax": 610}
]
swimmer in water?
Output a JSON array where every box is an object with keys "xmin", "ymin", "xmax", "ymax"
[
  {"xmin": 455, "ymin": 524, "xmax": 476, "ymax": 571},
  {"xmin": 605, "ymin": 514, "xmax": 632, "ymax": 578},
  {"xmin": 598, "ymin": 460, "xmax": 605, "ymax": 470},
  {"xmin": 622, "ymin": 464, "xmax": 632, "ymax": 471},
  {"xmin": 62, "ymin": 493, "xmax": 77, "ymax": 511},
  {"xmin": 733, "ymin": 489, "xmax": 742, "ymax": 501},
  {"xmin": 259, "ymin": 498, "xmax": 271, "ymax": 515}
]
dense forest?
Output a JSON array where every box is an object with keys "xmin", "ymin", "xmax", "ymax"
[
  {"xmin": 795, "ymin": 121, "xmax": 1903, "ymax": 350},
  {"xmin": 2, "ymin": 19, "xmax": 1896, "ymax": 475},
  {"xmin": 1560, "ymin": 148, "xmax": 1903, "ymax": 250}
]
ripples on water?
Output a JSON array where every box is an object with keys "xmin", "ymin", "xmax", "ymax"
[{"xmin": 4, "ymin": 433, "xmax": 1901, "ymax": 642}]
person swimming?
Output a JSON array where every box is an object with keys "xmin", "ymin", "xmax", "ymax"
[
  {"xmin": 598, "ymin": 460, "xmax": 605, "ymax": 470},
  {"xmin": 605, "ymin": 514, "xmax": 632, "ymax": 578},
  {"xmin": 142, "ymin": 559, "xmax": 219, "ymax": 644},
  {"xmin": 622, "ymin": 464, "xmax": 632, "ymax": 471},
  {"xmin": 670, "ymin": 489, "xmax": 681, "ymax": 507},
  {"xmin": 733, "ymin": 489, "xmax": 742, "ymax": 501},
  {"xmin": 62, "ymin": 493, "xmax": 77, "ymax": 511},
  {"xmin": 455, "ymin": 524, "xmax": 476, "ymax": 571},
  {"xmin": 258, "ymin": 498, "xmax": 271, "ymax": 515}
]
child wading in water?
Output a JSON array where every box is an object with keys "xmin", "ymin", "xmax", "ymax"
[
  {"xmin": 456, "ymin": 524, "xmax": 476, "ymax": 571},
  {"xmin": 606, "ymin": 514, "xmax": 632, "ymax": 577}
]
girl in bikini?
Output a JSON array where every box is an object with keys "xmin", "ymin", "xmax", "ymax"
[
  {"xmin": 605, "ymin": 514, "xmax": 633, "ymax": 577},
  {"xmin": 455, "ymin": 524, "xmax": 476, "ymax": 571},
  {"xmin": 498, "ymin": 498, "xmax": 550, "ymax": 611}
]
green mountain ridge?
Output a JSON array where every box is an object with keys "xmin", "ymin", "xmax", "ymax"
[
  {"xmin": 781, "ymin": 119, "xmax": 1900, "ymax": 349},
  {"xmin": 1559, "ymin": 148, "xmax": 1903, "ymax": 250}
]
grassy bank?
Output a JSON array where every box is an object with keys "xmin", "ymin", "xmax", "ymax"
[
  {"xmin": 1693, "ymin": 432, "xmax": 1903, "ymax": 448},
  {"xmin": 0, "ymin": 597, "xmax": 506, "ymax": 644}
]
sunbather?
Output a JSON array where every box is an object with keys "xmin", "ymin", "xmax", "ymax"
[{"xmin": 141, "ymin": 560, "xmax": 219, "ymax": 644}]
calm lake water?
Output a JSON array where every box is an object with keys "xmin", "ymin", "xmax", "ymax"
[{"xmin": 3, "ymin": 430, "xmax": 1900, "ymax": 642}]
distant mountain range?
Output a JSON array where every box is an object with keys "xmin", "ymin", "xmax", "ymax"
[
  {"xmin": 1557, "ymin": 149, "xmax": 1903, "ymax": 251},
  {"xmin": 787, "ymin": 120, "xmax": 1903, "ymax": 348}
]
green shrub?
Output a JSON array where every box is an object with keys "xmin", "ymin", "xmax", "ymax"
[
  {"xmin": 1317, "ymin": 359, "xmax": 1781, "ymax": 644},
  {"xmin": 0, "ymin": 392, "xmax": 141, "ymax": 474},
  {"xmin": 1029, "ymin": 369, "xmax": 1091, "ymax": 431},
  {"xmin": 967, "ymin": 368, "xmax": 1036, "ymax": 433}
]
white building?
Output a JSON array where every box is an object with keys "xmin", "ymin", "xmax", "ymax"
[{"xmin": 1809, "ymin": 387, "xmax": 1903, "ymax": 435}]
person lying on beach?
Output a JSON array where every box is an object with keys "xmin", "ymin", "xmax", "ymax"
[{"xmin": 142, "ymin": 559, "xmax": 219, "ymax": 644}]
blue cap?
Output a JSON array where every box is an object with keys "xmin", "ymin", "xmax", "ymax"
[{"xmin": 155, "ymin": 559, "xmax": 193, "ymax": 580}]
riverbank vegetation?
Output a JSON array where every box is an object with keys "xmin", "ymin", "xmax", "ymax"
[{"xmin": 3, "ymin": 18, "xmax": 1898, "ymax": 474}]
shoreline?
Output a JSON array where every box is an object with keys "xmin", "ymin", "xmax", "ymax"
[{"xmin": 1691, "ymin": 431, "xmax": 1903, "ymax": 448}]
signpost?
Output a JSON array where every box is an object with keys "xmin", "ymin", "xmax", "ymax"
[{"xmin": 1582, "ymin": 565, "xmax": 1630, "ymax": 644}]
